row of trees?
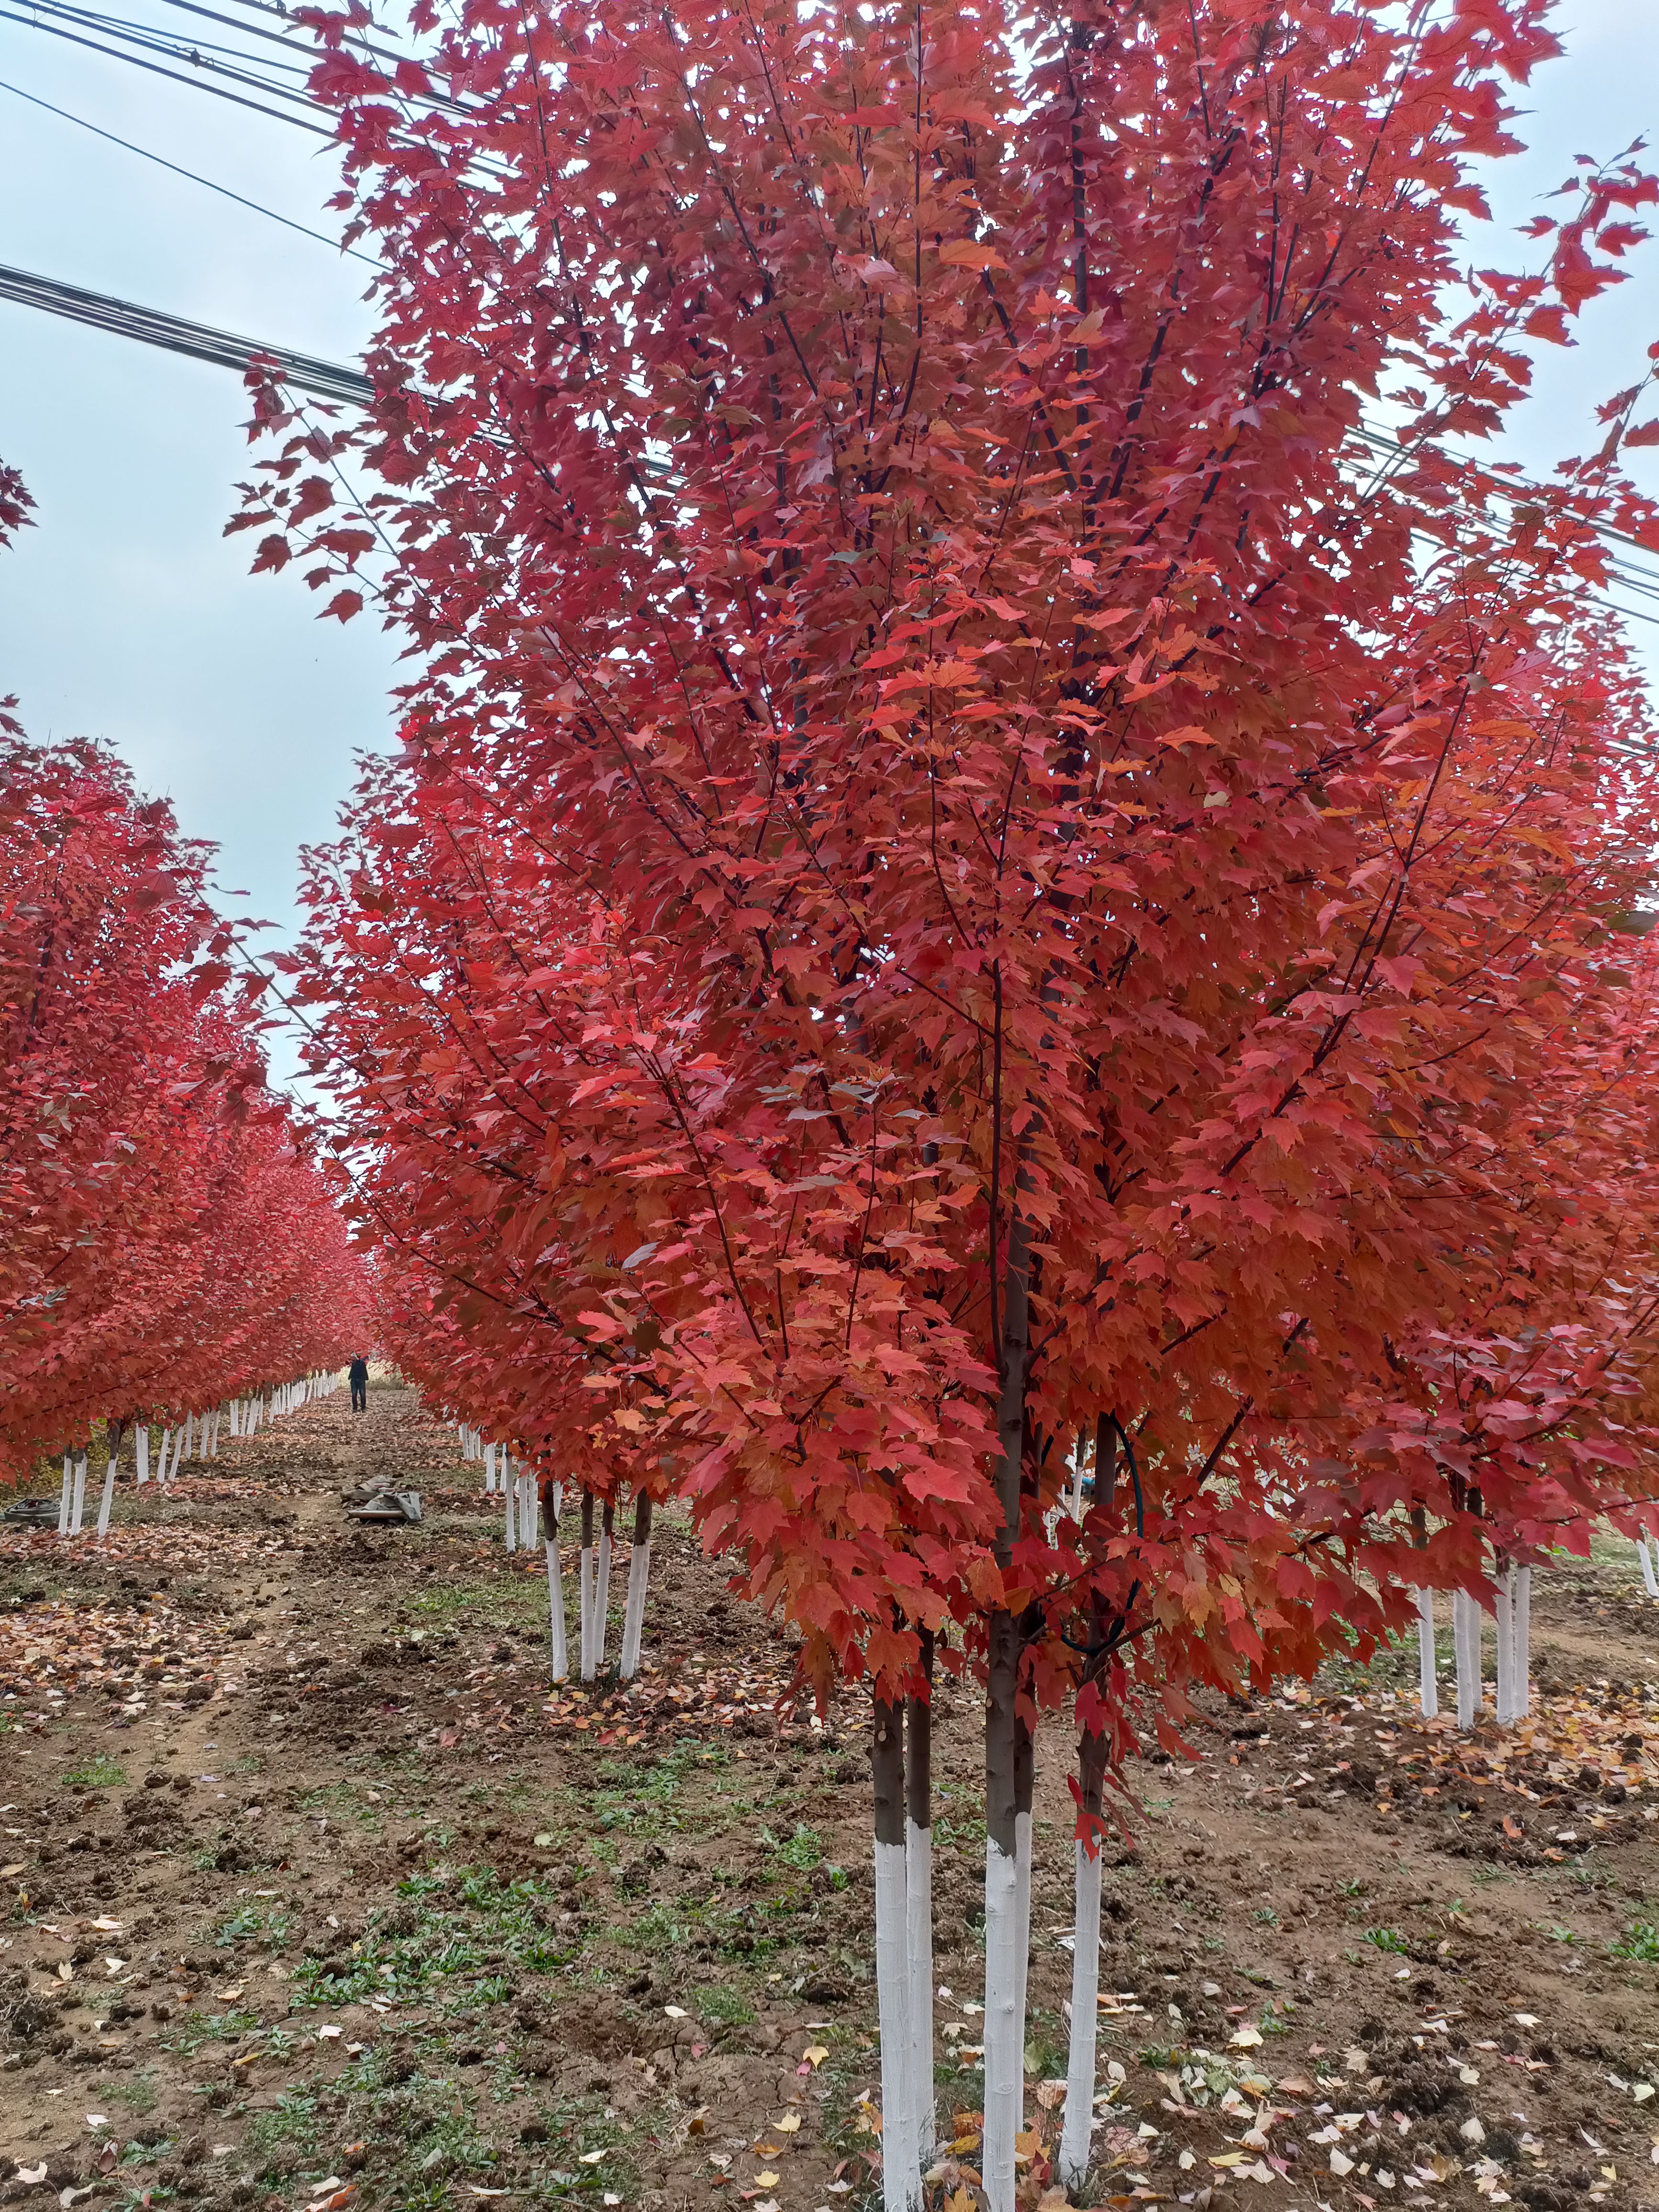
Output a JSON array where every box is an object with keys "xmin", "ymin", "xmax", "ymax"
[
  {"xmin": 1, "ymin": 465, "xmax": 372, "ymax": 1486},
  {"xmin": 239, "ymin": 0, "xmax": 1659, "ymax": 2202}
]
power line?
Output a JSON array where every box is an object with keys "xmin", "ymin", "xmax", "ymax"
[
  {"xmin": 0, "ymin": 77, "xmax": 384, "ymax": 265},
  {"xmin": 0, "ymin": 260, "xmax": 374, "ymax": 405},
  {"xmin": 2, "ymin": 254, "xmax": 1654, "ymax": 633}
]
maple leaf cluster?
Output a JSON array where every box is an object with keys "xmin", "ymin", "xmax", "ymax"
[
  {"xmin": 0, "ymin": 679, "xmax": 373, "ymax": 1480},
  {"xmin": 243, "ymin": 0, "xmax": 1659, "ymax": 1767}
]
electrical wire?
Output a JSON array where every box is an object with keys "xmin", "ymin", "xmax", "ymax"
[
  {"xmin": 0, "ymin": 4, "xmax": 336, "ymax": 131},
  {"xmin": 0, "ymin": 260, "xmax": 374, "ymax": 404},
  {"xmin": 0, "ymin": 77, "xmax": 385, "ymax": 265}
]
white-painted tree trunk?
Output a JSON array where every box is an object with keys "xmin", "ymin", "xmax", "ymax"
[
  {"xmin": 519, "ymin": 1469, "xmax": 537, "ymax": 1549},
  {"xmin": 1416, "ymin": 1587, "xmax": 1438, "ymax": 1720},
  {"xmin": 619, "ymin": 1493, "xmax": 653, "ymax": 1679},
  {"xmin": 1058, "ymin": 1837, "xmax": 1103, "ymax": 2191},
  {"xmin": 504, "ymin": 1455, "xmax": 518, "ymax": 1554},
  {"xmin": 1639, "ymin": 1536, "xmax": 1659, "ymax": 1598},
  {"xmin": 1512, "ymin": 1566, "xmax": 1531, "ymax": 1721},
  {"xmin": 1453, "ymin": 1588, "xmax": 1482, "ymax": 1731},
  {"xmin": 905, "ymin": 1813, "xmax": 933, "ymax": 2161},
  {"xmin": 95, "ymin": 1430, "xmax": 121, "ymax": 1537},
  {"xmin": 545, "ymin": 1490, "xmax": 569, "ymax": 1683},
  {"xmin": 1494, "ymin": 1566, "xmax": 1516, "ymax": 1725},
  {"xmin": 593, "ymin": 1502, "xmax": 614, "ymax": 1670},
  {"xmin": 136, "ymin": 1425, "xmax": 150, "ymax": 1485},
  {"xmin": 982, "ymin": 1836, "xmax": 1021, "ymax": 2212},
  {"xmin": 485, "ymin": 1442, "xmax": 497, "ymax": 1492},
  {"xmin": 578, "ymin": 1493, "xmax": 596, "ymax": 1681},
  {"xmin": 69, "ymin": 1450, "xmax": 88, "ymax": 1534},
  {"xmin": 876, "ymin": 1832, "xmax": 919, "ymax": 2212},
  {"xmin": 57, "ymin": 1453, "xmax": 74, "ymax": 1535},
  {"xmin": 1013, "ymin": 1805, "xmax": 1033, "ymax": 2085}
]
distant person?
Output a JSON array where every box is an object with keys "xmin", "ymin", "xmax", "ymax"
[{"xmin": 349, "ymin": 1356, "xmax": 369, "ymax": 1413}]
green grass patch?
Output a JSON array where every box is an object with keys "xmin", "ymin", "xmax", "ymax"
[
  {"xmin": 293, "ymin": 1864, "xmax": 570, "ymax": 2013},
  {"xmin": 247, "ymin": 2091, "xmax": 322, "ymax": 2157},
  {"xmin": 163, "ymin": 2007, "xmax": 260, "ymax": 2055},
  {"xmin": 64, "ymin": 1756, "xmax": 127, "ymax": 1791},
  {"xmin": 694, "ymin": 1983, "xmax": 756, "ymax": 2027}
]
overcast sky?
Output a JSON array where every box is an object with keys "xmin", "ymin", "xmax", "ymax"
[{"xmin": 1, "ymin": 0, "xmax": 1655, "ymax": 1083}]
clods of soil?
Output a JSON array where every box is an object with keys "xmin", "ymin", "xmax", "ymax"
[{"xmin": 1, "ymin": 1387, "xmax": 1656, "ymax": 2212}]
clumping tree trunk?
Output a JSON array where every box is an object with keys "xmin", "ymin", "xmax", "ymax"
[
  {"xmin": 593, "ymin": 1499, "xmax": 614, "ymax": 1669},
  {"xmin": 95, "ymin": 1421, "xmax": 127, "ymax": 1538},
  {"xmin": 619, "ymin": 1490, "xmax": 653, "ymax": 1679},
  {"xmin": 579, "ymin": 1491, "xmax": 596, "ymax": 1681},
  {"xmin": 873, "ymin": 1696, "xmax": 919, "ymax": 2212},
  {"xmin": 906, "ymin": 1629, "xmax": 935, "ymax": 2164},
  {"xmin": 541, "ymin": 1475, "xmax": 569, "ymax": 1682}
]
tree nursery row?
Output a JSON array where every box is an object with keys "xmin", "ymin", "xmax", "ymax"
[{"xmin": 5, "ymin": 0, "xmax": 1659, "ymax": 2207}]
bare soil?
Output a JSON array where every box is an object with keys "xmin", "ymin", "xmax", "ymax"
[{"xmin": 1, "ymin": 1387, "xmax": 1656, "ymax": 2212}]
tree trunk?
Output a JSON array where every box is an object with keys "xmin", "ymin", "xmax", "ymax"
[
  {"xmin": 906, "ymin": 1627, "xmax": 935, "ymax": 2162},
  {"xmin": 1058, "ymin": 1712, "xmax": 1107, "ymax": 2192},
  {"xmin": 1639, "ymin": 1535, "xmax": 1659, "ymax": 1598},
  {"xmin": 69, "ymin": 1449, "xmax": 88, "ymax": 1534},
  {"xmin": 541, "ymin": 1475, "xmax": 568, "ymax": 1682},
  {"xmin": 1453, "ymin": 1590, "xmax": 1481, "ymax": 1730},
  {"xmin": 485, "ymin": 1441, "xmax": 497, "ymax": 1493},
  {"xmin": 57, "ymin": 1452, "xmax": 73, "ymax": 1535},
  {"xmin": 95, "ymin": 1420, "xmax": 126, "ymax": 1538},
  {"xmin": 579, "ymin": 1491, "xmax": 596, "ymax": 1681},
  {"xmin": 504, "ymin": 1452, "xmax": 518, "ymax": 1554},
  {"xmin": 874, "ymin": 1696, "xmax": 919, "ymax": 2212},
  {"xmin": 1013, "ymin": 1713, "xmax": 1034, "ymax": 2088},
  {"xmin": 620, "ymin": 1490, "xmax": 653, "ymax": 1679},
  {"xmin": 594, "ymin": 1499, "xmax": 614, "ymax": 1669},
  {"xmin": 983, "ymin": 1183, "xmax": 1033, "ymax": 2212},
  {"xmin": 136, "ymin": 1424, "xmax": 150, "ymax": 1484}
]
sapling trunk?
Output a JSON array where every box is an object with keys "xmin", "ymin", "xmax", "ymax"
[
  {"xmin": 95, "ymin": 1422, "xmax": 125, "ymax": 1538},
  {"xmin": 1013, "ymin": 1715, "xmax": 1034, "ymax": 2086},
  {"xmin": 57, "ymin": 1453, "xmax": 73, "ymax": 1536},
  {"xmin": 69, "ymin": 1450, "xmax": 88, "ymax": 1534},
  {"xmin": 1513, "ymin": 1566, "xmax": 1531, "ymax": 1720},
  {"xmin": 485, "ymin": 1442, "xmax": 497, "ymax": 1492},
  {"xmin": 983, "ymin": 1604, "xmax": 1022, "ymax": 2212},
  {"xmin": 1059, "ymin": 1707, "xmax": 1107, "ymax": 2192},
  {"xmin": 620, "ymin": 1490, "xmax": 653, "ymax": 1679},
  {"xmin": 1639, "ymin": 1535, "xmax": 1659, "ymax": 1599},
  {"xmin": 873, "ymin": 1696, "xmax": 920, "ymax": 2212},
  {"xmin": 504, "ymin": 1454, "xmax": 518, "ymax": 1554},
  {"xmin": 579, "ymin": 1492, "xmax": 596, "ymax": 1681},
  {"xmin": 542, "ymin": 1476, "xmax": 569, "ymax": 1683},
  {"xmin": 594, "ymin": 1500, "xmax": 614, "ymax": 1670},
  {"xmin": 1494, "ymin": 1560, "xmax": 1515, "ymax": 1725},
  {"xmin": 136, "ymin": 1425, "xmax": 150, "ymax": 1485},
  {"xmin": 1453, "ymin": 1589, "xmax": 1481, "ymax": 1731},
  {"xmin": 906, "ymin": 1628, "xmax": 935, "ymax": 2162},
  {"xmin": 1416, "ymin": 1587, "xmax": 1438, "ymax": 1719},
  {"xmin": 519, "ymin": 1468, "xmax": 537, "ymax": 1549}
]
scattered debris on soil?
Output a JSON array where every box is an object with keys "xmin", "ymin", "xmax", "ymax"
[{"xmin": 2, "ymin": 1387, "xmax": 1656, "ymax": 2212}]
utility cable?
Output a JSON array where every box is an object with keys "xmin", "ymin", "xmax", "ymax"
[
  {"xmin": 0, "ymin": 78, "xmax": 385, "ymax": 265},
  {"xmin": 0, "ymin": 5, "xmax": 336, "ymax": 131},
  {"xmin": 0, "ymin": 260, "xmax": 374, "ymax": 404}
]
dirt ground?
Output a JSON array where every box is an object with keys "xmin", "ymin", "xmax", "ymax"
[{"xmin": 1, "ymin": 1386, "xmax": 1656, "ymax": 2212}]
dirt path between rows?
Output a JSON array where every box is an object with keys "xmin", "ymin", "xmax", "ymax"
[{"xmin": 3, "ymin": 1386, "xmax": 1658, "ymax": 2212}]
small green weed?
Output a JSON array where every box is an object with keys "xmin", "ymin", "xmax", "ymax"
[
  {"xmin": 64, "ymin": 1757, "xmax": 127, "ymax": 1791},
  {"xmin": 1365, "ymin": 1927, "xmax": 1407, "ymax": 1955},
  {"xmin": 293, "ymin": 1865, "xmax": 568, "ymax": 2012},
  {"xmin": 215, "ymin": 1903, "xmax": 292, "ymax": 1949},
  {"xmin": 247, "ymin": 2092, "xmax": 321, "ymax": 2156},
  {"xmin": 164, "ymin": 2008, "xmax": 260, "ymax": 2054},
  {"xmin": 1252, "ymin": 1906, "xmax": 1279, "ymax": 1927},
  {"xmin": 695, "ymin": 1984, "xmax": 756, "ymax": 2027},
  {"xmin": 1611, "ymin": 1921, "xmax": 1659, "ymax": 1962},
  {"xmin": 763, "ymin": 1822, "xmax": 825, "ymax": 1871}
]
